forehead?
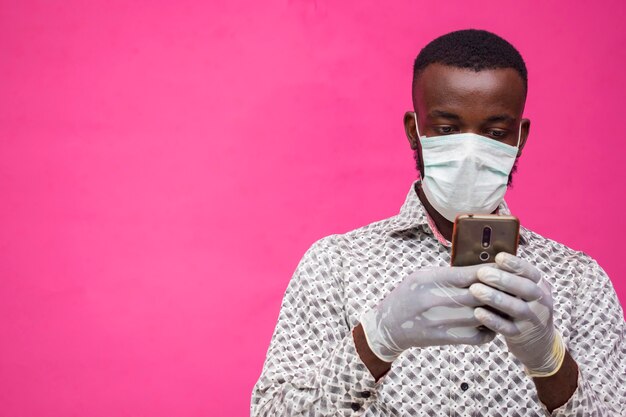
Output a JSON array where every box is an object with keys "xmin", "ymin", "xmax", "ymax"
[{"xmin": 413, "ymin": 63, "xmax": 526, "ymax": 117}]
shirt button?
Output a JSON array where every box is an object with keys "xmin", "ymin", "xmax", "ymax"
[
  {"xmin": 460, "ymin": 382, "xmax": 469, "ymax": 391},
  {"xmin": 360, "ymin": 391, "xmax": 371, "ymax": 398},
  {"xmin": 351, "ymin": 402, "xmax": 361, "ymax": 411}
]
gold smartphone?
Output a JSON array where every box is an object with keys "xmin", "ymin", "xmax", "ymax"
[{"xmin": 450, "ymin": 214, "xmax": 520, "ymax": 267}]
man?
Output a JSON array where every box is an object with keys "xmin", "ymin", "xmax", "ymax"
[{"xmin": 251, "ymin": 29, "xmax": 625, "ymax": 416}]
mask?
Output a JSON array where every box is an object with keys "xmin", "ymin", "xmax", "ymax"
[{"xmin": 414, "ymin": 113, "xmax": 521, "ymax": 222}]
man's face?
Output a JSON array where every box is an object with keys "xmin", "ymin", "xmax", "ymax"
[{"xmin": 404, "ymin": 63, "xmax": 530, "ymax": 185}]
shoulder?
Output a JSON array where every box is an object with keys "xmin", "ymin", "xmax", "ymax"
[
  {"xmin": 301, "ymin": 213, "xmax": 403, "ymax": 263},
  {"xmin": 521, "ymin": 226, "xmax": 596, "ymax": 272},
  {"xmin": 519, "ymin": 226, "xmax": 614, "ymax": 300},
  {"xmin": 519, "ymin": 227, "xmax": 621, "ymax": 332},
  {"xmin": 318, "ymin": 214, "xmax": 404, "ymax": 250}
]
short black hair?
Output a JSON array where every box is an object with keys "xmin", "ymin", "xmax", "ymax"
[{"xmin": 413, "ymin": 29, "xmax": 527, "ymax": 92}]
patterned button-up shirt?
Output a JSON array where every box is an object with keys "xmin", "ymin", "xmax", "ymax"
[{"xmin": 251, "ymin": 180, "xmax": 626, "ymax": 416}]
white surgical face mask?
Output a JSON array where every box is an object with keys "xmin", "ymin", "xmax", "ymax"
[{"xmin": 414, "ymin": 113, "xmax": 521, "ymax": 222}]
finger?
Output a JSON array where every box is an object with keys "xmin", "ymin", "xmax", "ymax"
[
  {"xmin": 438, "ymin": 263, "xmax": 498, "ymax": 288},
  {"xmin": 474, "ymin": 307, "xmax": 519, "ymax": 338},
  {"xmin": 447, "ymin": 326, "xmax": 496, "ymax": 345},
  {"xmin": 494, "ymin": 253, "xmax": 541, "ymax": 283},
  {"xmin": 476, "ymin": 266, "xmax": 543, "ymax": 301},
  {"xmin": 430, "ymin": 284, "xmax": 485, "ymax": 308},
  {"xmin": 469, "ymin": 283, "xmax": 533, "ymax": 321},
  {"xmin": 422, "ymin": 306, "xmax": 482, "ymax": 327}
]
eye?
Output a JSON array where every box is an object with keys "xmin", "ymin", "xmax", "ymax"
[
  {"xmin": 487, "ymin": 129, "xmax": 508, "ymax": 139},
  {"xmin": 436, "ymin": 126, "xmax": 457, "ymax": 135}
]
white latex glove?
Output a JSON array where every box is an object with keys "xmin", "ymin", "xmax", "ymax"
[
  {"xmin": 360, "ymin": 265, "xmax": 496, "ymax": 362},
  {"xmin": 469, "ymin": 252, "xmax": 566, "ymax": 377}
]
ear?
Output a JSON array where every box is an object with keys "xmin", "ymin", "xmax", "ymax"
[
  {"xmin": 517, "ymin": 118, "xmax": 531, "ymax": 156},
  {"xmin": 403, "ymin": 111, "xmax": 419, "ymax": 150},
  {"xmin": 403, "ymin": 111, "xmax": 425, "ymax": 178}
]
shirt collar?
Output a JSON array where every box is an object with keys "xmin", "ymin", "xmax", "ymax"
[{"xmin": 389, "ymin": 180, "xmax": 528, "ymax": 246}]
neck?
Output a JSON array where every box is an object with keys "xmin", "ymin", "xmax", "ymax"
[{"xmin": 414, "ymin": 181, "xmax": 454, "ymax": 242}]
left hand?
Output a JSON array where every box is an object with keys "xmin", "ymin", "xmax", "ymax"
[{"xmin": 468, "ymin": 252, "xmax": 566, "ymax": 377}]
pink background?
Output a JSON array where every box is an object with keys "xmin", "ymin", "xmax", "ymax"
[{"xmin": 1, "ymin": 1, "xmax": 625, "ymax": 416}]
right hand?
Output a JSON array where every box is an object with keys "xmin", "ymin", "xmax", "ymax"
[{"xmin": 360, "ymin": 264, "xmax": 496, "ymax": 362}]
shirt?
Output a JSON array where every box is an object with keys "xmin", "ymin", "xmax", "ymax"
[{"xmin": 251, "ymin": 180, "xmax": 626, "ymax": 416}]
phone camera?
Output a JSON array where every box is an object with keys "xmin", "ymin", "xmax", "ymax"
[
  {"xmin": 479, "ymin": 251, "xmax": 490, "ymax": 261},
  {"xmin": 482, "ymin": 226, "xmax": 492, "ymax": 248}
]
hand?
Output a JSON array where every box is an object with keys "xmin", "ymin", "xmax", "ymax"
[
  {"xmin": 360, "ymin": 265, "xmax": 496, "ymax": 362},
  {"xmin": 469, "ymin": 252, "xmax": 566, "ymax": 377}
]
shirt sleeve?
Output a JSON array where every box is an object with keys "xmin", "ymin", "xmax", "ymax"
[
  {"xmin": 550, "ymin": 259, "xmax": 626, "ymax": 416},
  {"xmin": 250, "ymin": 235, "xmax": 381, "ymax": 417}
]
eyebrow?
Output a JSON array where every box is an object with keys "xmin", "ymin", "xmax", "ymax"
[
  {"xmin": 428, "ymin": 110, "xmax": 516, "ymax": 124},
  {"xmin": 485, "ymin": 114, "xmax": 516, "ymax": 123},
  {"xmin": 428, "ymin": 110, "xmax": 460, "ymax": 120}
]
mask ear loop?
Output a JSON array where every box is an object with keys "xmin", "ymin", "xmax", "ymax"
[
  {"xmin": 516, "ymin": 121, "xmax": 523, "ymax": 148},
  {"xmin": 413, "ymin": 112, "xmax": 423, "ymax": 139},
  {"xmin": 413, "ymin": 112, "xmax": 426, "ymax": 182}
]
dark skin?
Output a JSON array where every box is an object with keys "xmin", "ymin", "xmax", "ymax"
[
  {"xmin": 353, "ymin": 63, "xmax": 579, "ymax": 412},
  {"xmin": 407, "ymin": 63, "xmax": 530, "ymax": 242}
]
